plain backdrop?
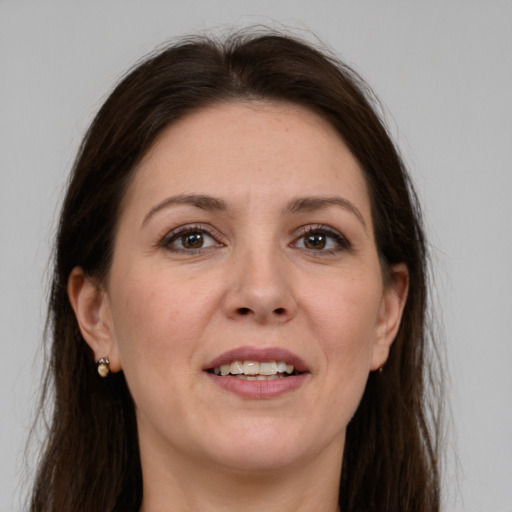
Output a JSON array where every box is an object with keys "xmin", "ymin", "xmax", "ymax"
[{"xmin": 1, "ymin": 1, "xmax": 511, "ymax": 511}]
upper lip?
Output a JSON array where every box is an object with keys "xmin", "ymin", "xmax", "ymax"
[{"xmin": 204, "ymin": 346, "xmax": 310, "ymax": 373}]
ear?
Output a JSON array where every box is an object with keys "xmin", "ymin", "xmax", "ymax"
[
  {"xmin": 370, "ymin": 263, "xmax": 409, "ymax": 371},
  {"xmin": 67, "ymin": 267, "xmax": 121, "ymax": 372}
]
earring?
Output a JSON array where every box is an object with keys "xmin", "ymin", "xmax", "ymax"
[{"xmin": 97, "ymin": 357, "xmax": 110, "ymax": 378}]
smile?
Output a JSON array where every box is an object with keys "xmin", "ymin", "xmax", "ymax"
[
  {"xmin": 210, "ymin": 360, "xmax": 297, "ymax": 380},
  {"xmin": 204, "ymin": 347, "xmax": 309, "ymax": 399}
]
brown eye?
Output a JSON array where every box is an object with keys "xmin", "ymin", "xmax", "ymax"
[
  {"xmin": 164, "ymin": 228, "xmax": 220, "ymax": 252},
  {"xmin": 293, "ymin": 226, "xmax": 350, "ymax": 253},
  {"xmin": 304, "ymin": 234, "xmax": 327, "ymax": 250},
  {"xmin": 181, "ymin": 232, "xmax": 204, "ymax": 249}
]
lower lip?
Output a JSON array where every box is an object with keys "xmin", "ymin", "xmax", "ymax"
[{"xmin": 205, "ymin": 372, "xmax": 309, "ymax": 399}]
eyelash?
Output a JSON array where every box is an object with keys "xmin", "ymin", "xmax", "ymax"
[
  {"xmin": 160, "ymin": 224, "xmax": 223, "ymax": 254},
  {"xmin": 160, "ymin": 224, "xmax": 351, "ymax": 255},
  {"xmin": 292, "ymin": 224, "xmax": 351, "ymax": 254}
]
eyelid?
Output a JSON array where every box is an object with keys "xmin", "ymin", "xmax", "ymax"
[
  {"xmin": 160, "ymin": 223, "xmax": 225, "ymax": 252},
  {"xmin": 292, "ymin": 224, "xmax": 351, "ymax": 252}
]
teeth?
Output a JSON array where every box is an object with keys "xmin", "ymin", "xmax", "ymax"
[
  {"xmin": 259, "ymin": 361, "xmax": 277, "ymax": 375},
  {"xmin": 212, "ymin": 360, "xmax": 295, "ymax": 377},
  {"xmin": 277, "ymin": 362, "xmax": 294, "ymax": 373},
  {"xmin": 276, "ymin": 361, "xmax": 287, "ymax": 373},
  {"xmin": 230, "ymin": 361, "xmax": 243, "ymax": 374},
  {"xmin": 236, "ymin": 374, "xmax": 283, "ymax": 381},
  {"xmin": 242, "ymin": 361, "xmax": 259, "ymax": 375}
]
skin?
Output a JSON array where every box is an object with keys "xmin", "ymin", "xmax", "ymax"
[{"xmin": 69, "ymin": 101, "xmax": 408, "ymax": 512}]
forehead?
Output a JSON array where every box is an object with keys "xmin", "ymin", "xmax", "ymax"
[{"xmin": 123, "ymin": 101, "xmax": 372, "ymax": 222}]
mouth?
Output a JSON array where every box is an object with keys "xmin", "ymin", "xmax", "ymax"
[
  {"xmin": 208, "ymin": 360, "xmax": 300, "ymax": 380},
  {"xmin": 203, "ymin": 347, "xmax": 309, "ymax": 399}
]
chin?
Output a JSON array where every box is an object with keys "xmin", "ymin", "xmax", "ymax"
[
  {"xmin": 213, "ymin": 446, "xmax": 304, "ymax": 475},
  {"xmin": 200, "ymin": 418, "xmax": 331, "ymax": 474}
]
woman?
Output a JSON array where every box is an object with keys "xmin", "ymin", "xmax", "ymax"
[{"xmin": 30, "ymin": 30, "xmax": 441, "ymax": 511}]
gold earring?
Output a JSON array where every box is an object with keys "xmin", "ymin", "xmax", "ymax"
[{"xmin": 97, "ymin": 357, "xmax": 110, "ymax": 378}]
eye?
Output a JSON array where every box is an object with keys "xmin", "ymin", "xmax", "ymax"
[
  {"xmin": 162, "ymin": 226, "xmax": 222, "ymax": 253},
  {"xmin": 293, "ymin": 225, "xmax": 350, "ymax": 253}
]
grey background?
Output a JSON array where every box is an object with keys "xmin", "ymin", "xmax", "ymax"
[{"xmin": 1, "ymin": 1, "xmax": 511, "ymax": 511}]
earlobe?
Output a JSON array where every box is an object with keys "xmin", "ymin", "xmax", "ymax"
[
  {"xmin": 67, "ymin": 267, "xmax": 121, "ymax": 373},
  {"xmin": 371, "ymin": 263, "xmax": 409, "ymax": 371}
]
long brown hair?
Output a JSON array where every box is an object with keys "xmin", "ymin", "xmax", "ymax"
[{"xmin": 30, "ymin": 30, "xmax": 442, "ymax": 511}]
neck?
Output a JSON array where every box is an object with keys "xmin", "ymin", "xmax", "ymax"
[{"xmin": 138, "ymin": 436, "xmax": 343, "ymax": 512}]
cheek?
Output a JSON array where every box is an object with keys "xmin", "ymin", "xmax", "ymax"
[
  {"xmin": 107, "ymin": 270, "xmax": 215, "ymax": 430},
  {"xmin": 306, "ymin": 271, "xmax": 383, "ymax": 388},
  {"xmin": 311, "ymin": 271, "xmax": 382, "ymax": 341},
  {"xmin": 109, "ymin": 268, "xmax": 213, "ymax": 379}
]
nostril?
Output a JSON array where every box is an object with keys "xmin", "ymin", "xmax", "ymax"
[
  {"xmin": 238, "ymin": 307, "xmax": 251, "ymax": 315},
  {"xmin": 274, "ymin": 308, "xmax": 285, "ymax": 315}
]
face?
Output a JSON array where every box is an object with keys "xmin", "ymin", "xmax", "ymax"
[{"xmin": 72, "ymin": 101, "xmax": 408, "ymax": 476}]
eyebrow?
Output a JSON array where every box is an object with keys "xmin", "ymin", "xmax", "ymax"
[
  {"xmin": 141, "ymin": 194, "xmax": 228, "ymax": 227},
  {"xmin": 285, "ymin": 196, "xmax": 367, "ymax": 232},
  {"xmin": 142, "ymin": 193, "xmax": 367, "ymax": 232}
]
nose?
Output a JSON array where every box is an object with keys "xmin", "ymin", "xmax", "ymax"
[{"xmin": 222, "ymin": 247, "xmax": 298, "ymax": 324}]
